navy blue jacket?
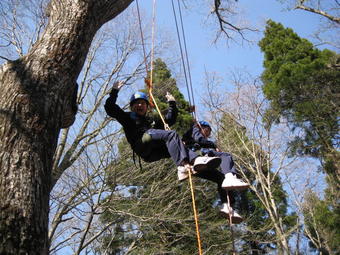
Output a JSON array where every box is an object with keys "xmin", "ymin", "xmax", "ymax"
[
  {"xmin": 182, "ymin": 124, "xmax": 217, "ymax": 150},
  {"xmin": 104, "ymin": 89, "xmax": 178, "ymax": 152}
]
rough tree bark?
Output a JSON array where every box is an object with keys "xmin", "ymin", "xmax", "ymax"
[{"xmin": 0, "ymin": 0, "xmax": 133, "ymax": 254}]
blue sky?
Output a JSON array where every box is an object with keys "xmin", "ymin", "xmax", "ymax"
[{"xmin": 137, "ymin": 0, "xmax": 326, "ymax": 97}]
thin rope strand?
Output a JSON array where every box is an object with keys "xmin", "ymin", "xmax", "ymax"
[
  {"xmin": 188, "ymin": 169, "xmax": 203, "ymax": 255},
  {"xmin": 176, "ymin": 0, "xmax": 196, "ymax": 116},
  {"xmin": 171, "ymin": 4, "xmax": 203, "ymax": 252},
  {"xmin": 136, "ymin": 0, "xmax": 149, "ymax": 74},
  {"xmin": 227, "ymin": 192, "xmax": 236, "ymax": 255},
  {"xmin": 145, "ymin": 0, "xmax": 170, "ymax": 129},
  {"xmin": 149, "ymin": 0, "xmax": 156, "ymax": 87},
  {"xmin": 171, "ymin": 0, "xmax": 194, "ymax": 115}
]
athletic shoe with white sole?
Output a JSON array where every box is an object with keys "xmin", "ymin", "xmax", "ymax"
[
  {"xmin": 177, "ymin": 165, "xmax": 188, "ymax": 181},
  {"xmin": 193, "ymin": 156, "xmax": 221, "ymax": 172},
  {"xmin": 222, "ymin": 173, "xmax": 249, "ymax": 190},
  {"xmin": 220, "ymin": 203, "xmax": 243, "ymax": 224},
  {"xmin": 177, "ymin": 165, "xmax": 197, "ymax": 181}
]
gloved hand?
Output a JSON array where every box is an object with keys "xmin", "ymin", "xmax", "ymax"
[
  {"xmin": 112, "ymin": 80, "xmax": 125, "ymax": 91},
  {"xmin": 165, "ymin": 92, "xmax": 175, "ymax": 102},
  {"xmin": 192, "ymin": 143, "xmax": 201, "ymax": 151},
  {"xmin": 110, "ymin": 81, "xmax": 125, "ymax": 96}
]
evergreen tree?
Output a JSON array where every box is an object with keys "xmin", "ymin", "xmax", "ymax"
[
  {"xmin": 259, "ymin": 20, "xmax": 340, "ymax": 254},
  {"xmin": 258, "ymin": 20, "xmax": 340, "ymax": 181},
  {"xmin": 302, "ymin": 191, "xmax": 340, "ymax": 255},
  {"xmin": 145, "ymin": 58, "xmax": 194, "ymax": 135}
]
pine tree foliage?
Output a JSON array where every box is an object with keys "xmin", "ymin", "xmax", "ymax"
[
  {"xmin": 258, "ymin": 20, "xmax": 340, "ymax": 180},
  {"xmin": 259, "ymin": 20, "xmax": 340, "ymax": 255},
  {"xmin": 302, "ymin": 190, "xmax": 340, "ymax": 255},
  {"xmin": 146, "ymin": 58, "xmax": 194, "ymax": 135}
]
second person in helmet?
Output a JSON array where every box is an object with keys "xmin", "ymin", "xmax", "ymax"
[
  {"xmin": 104, "ymin": 81, "xmax": 221, "ymax": 176},
  {"xmin": 182, "ymin": 120, "xmax": 249, "ymax": 223}
]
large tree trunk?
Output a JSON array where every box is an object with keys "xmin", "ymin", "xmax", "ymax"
[{"xmin": 0, "ymin": 0, "xmax": 133, "ymax": 254}]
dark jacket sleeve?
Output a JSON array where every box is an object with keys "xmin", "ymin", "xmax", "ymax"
[
  {"xmin": 192, "ymin": 125, "xmax": 216, "ymax": 149},
  {"xmin": 153, "ymin": 101, "xmax": 178, "ymax": 129},
  {"xmin": 164, "ymin": 101, "xmax": 178, "ymax": 126},
  {"xmin": 104, "ymin": 89, "xmax": 131, "ymax": 127}
]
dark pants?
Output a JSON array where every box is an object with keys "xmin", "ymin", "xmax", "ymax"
[
  {"xmin": 201, "ymin": 149, "xmax": 237, "ymax": 175},
  {"xmin": 137, "ymin": 129, "xmax": 198, "ymax": 166},
  {"xmin": 196, "ymin": 149, "xmax": 237, "ymax": 205}
]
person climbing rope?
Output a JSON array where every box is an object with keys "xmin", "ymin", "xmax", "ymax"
[
  {"xmin": 181, "ymin": 120, "xmax": 250, "ymax": 223},
  {"xmin": 104, "ymin": 81, "xmax": 221, "ymax": 176}
]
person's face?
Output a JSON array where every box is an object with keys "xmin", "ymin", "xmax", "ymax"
[
  {"xmin": 201, "ymin": 126, "xmax": 211, "ymax": 138},
  {"xmin": 131, "ymin": 99, "xmax": 148, "ymax": 116}
]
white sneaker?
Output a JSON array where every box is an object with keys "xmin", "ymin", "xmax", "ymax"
[
  {"xmin": 193, "ymin": 156, "xmax": 221, "ymax": 172},
  {"xmin": 220, "ymin": 203, "xmax": 243, "ymax": 224},
  {"xmin": 177, "ymin": 165, "xmax": 196, "ymax": 181},
  {"xmin": 222, "ymin": 173, "xmax": 249, "ymax": 190},
  {"xmin": 177, "ymin": 165, "xmax": 189, "ymax": 181}
]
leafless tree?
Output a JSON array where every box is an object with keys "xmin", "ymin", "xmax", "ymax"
[
  {"xmin": 201, "ymin": 70, "xmax": 307, "ymax": 254},
  {"xmin": 282, "ymin": 0, "xmax": 340, "ymax": 49},
  {"xmin": 294, "ymin": 0, "xmax": 340, "ymax": 24},
  {"xmin": 48, "ymin": 11, "xmax": 150, "ymax": 253},
  {"xmin": 0, "ymin": 0, "xmax": 135, "ymax": 253},
  {"xmin": 210, "ymin": 0, "xmax": 258, "ymax": 42},
  {"xmin": 0, "ymin": 0, "xmax": 48, "ymax": 59},
  {"xmin": 175, "ymin": 0, "xmax": 258, "ymax": 44}
]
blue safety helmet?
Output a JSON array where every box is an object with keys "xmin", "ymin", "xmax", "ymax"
[
  {"xmin": 129, "ymin": 91, "xmax": 149, "ymax": 107},
  {"xmin": 199, "ymin": 120, "xmax": 211, "ymax": 129}
]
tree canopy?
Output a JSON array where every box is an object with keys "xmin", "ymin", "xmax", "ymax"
[
  {"xmin": 259, "ymin": 20, "xmax": 340, "ymax": 254},
  {"xmin": 259, "ymin": 20, "xmax": 340, "ymax": 179}
]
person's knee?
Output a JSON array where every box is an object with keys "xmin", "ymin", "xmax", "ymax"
[
  {"xmin": 142, "ymin": 133, "xmax": 152, "ymax": 143},
  {"xmin": 219, "ymin": 151, "xmax": 230, "ymax": 157},
  {"xmin": 220, "ymin": 152, "xmax": 234, "ymax": 162},
  {"xmin": 167, "ymin": 130, "xmax": 178, "ymax": 139}
]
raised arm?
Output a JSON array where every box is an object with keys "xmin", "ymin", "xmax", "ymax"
[
  {"xmin": 104, "ymin": 81, "xmax": 130, "ymax": 126},
  {"xmin": 164, "ymin": 92, "xmax": 178, "ymax": 126}
]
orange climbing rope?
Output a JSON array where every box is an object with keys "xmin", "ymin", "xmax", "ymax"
[
  {"xmin": 135, "ymin": 3, "xmax": 203, "ymax": 254},
  {"xmin": 188, "ymin": 168, "xmax": 203, "ymax": 255},
  {"xmin": 136, "ymin": 0, "xmax": 149, "ymax": 75},
  {"xmin": 171, "ymin": 1, "xmax": 237, "ymax": 254},
  {"xmin": 148, "ymin": 0, "xmax": 170, "ymax": 130}
]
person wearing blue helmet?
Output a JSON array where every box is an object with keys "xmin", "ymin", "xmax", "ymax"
[
  {"xmin": 182, "ymin": 120, "xmax": 249, "ymax": 223},
  {"xmin": 104, "ymin": 81, "xmax": 221, "ymax": 176}
]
